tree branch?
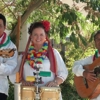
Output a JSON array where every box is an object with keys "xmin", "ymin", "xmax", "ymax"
[
  {"xmin": 10, "ymin": 0, "xmax": 47, "ymax": 37},
  {"xmin": 1, "ymin": 0, "xmax": 16, "ymax": 19}
]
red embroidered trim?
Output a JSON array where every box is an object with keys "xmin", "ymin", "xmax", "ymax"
[
  {"xmin": 0, "ymin": 33, "xmax": 4, "ymax": 38},
  {"xmin": 0, "ymin": 32, "xmax": 6, "ymax": 45}
]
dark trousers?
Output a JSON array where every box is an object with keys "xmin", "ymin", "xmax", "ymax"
[{"xmin": 0, "ymin": 93, "xmax": 7, "ymax": 100}]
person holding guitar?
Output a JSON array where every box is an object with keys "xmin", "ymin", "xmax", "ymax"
[
  {"xmin": 0, "ymin": 13, "xmax": 18, "ymax": 100},
  {"xmin": 72, "ymin": 30, "xmax": 100, "ymax": 100}
]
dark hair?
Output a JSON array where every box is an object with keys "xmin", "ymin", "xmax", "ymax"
[
  {"xmin": 94, "ymin": 30, "xmax": 100, "ymax": 40},
  {"xmin": 28, "ymin": 22, "xmax": 46, "ymax": 35},
  {"xmin": 0, "ymin": 13, "xmax": 6, "ymax": 26}
]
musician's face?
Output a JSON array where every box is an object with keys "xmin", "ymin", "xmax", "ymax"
[
  {"xmin": 31, "ymin": 27, "xmax": 46, "ymax": 50},
  {"xmin": 0, "ymin": 19, "xmax": 6, "ymax": 36},
  {"xmin": 95, "ymin": 34, "xmax": 100, "ymax": 51}
]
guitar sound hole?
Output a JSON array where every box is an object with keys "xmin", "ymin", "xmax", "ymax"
[{"xmin": 94, "ymin": 66, "xmax": 100, "ymax": 77}]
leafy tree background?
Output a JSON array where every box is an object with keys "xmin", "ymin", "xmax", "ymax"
[{"xmin": 0, "ymin": 0, "xmax": 100, "ymax": 100}]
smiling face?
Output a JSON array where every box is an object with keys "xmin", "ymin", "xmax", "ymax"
[
  {"xmin": 31, "ymin": 27, "xmax": 46, "ymax": 50},
  {"xmin": 0, "ymin": 19, "xmax": 5, "ymax": 36}
]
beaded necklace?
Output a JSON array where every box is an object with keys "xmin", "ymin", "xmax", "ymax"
[{"xmin": 26, "ymin": 40, "xmax": 48, "ymax": 68}]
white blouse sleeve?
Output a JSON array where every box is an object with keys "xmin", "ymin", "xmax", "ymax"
[
  {"xmin": 72, "ymin": 56, "xmax": 93, "ymax": 76},
  {"xmin": 0, "ymin": 42, "xmax": 18, "ymax": 75},
  {"xmin": 53, "ymin": 49, "xmax": 68, "ymax": 81}
]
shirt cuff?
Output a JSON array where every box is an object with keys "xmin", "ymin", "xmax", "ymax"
[
  {"xmin": 57, "ymin": 76, "xmax": 65, "ymax": 82},
  {"xmin": 76, "ymin": 65, "xmax": 85, "ymax": 76}
]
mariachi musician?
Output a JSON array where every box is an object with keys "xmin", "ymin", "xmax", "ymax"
[
  {"xmin": 0, "ymin": 13, "xmax": 17, "ymax": 100},
  {"xmin": 72, "ymin": 30, "xmax": 100, "ymax": 100},
  {"xmin": 14, "ymin": 20, "xmax": 68, "ymax": 100}
]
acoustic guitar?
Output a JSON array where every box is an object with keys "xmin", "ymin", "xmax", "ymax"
[
  {"xmin": 74, "ymin": 57, "xmax": 100, "ymax": 98},
  {"xmin": 0, "ymin": 48, "xmax": 16, "ymax": 58}
]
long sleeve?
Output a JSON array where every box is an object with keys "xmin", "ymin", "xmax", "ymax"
[
  {"xmin": 0, "ymin": 41, "xmax": 18, "ymax": 75},
  {"xmin": 72, "ymin": 56, "xmax": 93, "ymax": 76},
  {"xmin": 53, "ymin": 49, "xmax": 68, "ymax": 81}
]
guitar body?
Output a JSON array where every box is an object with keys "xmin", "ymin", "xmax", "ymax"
[
  {"xmin": 74, "ymin": 76, "xmax": 100, "ymax": 98},
  {"xmin": 74, "ymin": 57, "xmax": 100, "ymax": 98}
]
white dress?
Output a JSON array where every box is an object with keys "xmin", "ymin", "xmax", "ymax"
[
  {"xmin": 9, "ymin": 48, "xmax": 68, "ymax": 100},
  {"xmin": 72, "ymin": 54, "xmax": 100, "ymax": 100},
  {"xmin": 23, "ymin": 48, "xmax": 68, "ymax": 100}
]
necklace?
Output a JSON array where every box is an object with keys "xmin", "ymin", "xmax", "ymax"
[{"xmin": 26, "ymin": 40, "xmax": 48, "ymax": 68}]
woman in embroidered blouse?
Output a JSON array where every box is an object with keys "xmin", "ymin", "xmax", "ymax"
[
  {"xmin": 22, "ymin": 21, "xmax": 68, "ymax": 99},
  {"xmin": 72, "ymin": 30, "xmax": 100, "ymax": 100}
]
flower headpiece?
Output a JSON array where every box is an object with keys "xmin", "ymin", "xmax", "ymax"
[{"xmin": 41, "ymin": 20, "xmax": 50, "ymax": 32}]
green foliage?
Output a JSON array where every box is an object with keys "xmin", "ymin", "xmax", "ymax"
[
  {"xmin": 88, "ymin": 31, "xmax": 95, "ymax": 43},
  {"xmin": 61, "ymin": 41, "xmax": 95, "ymax": 100},
  {"xmin": 7, "ymin": 83, "xmax": 14, "ymax": 100},
  {"xmin": 75, "ymin": 0, "xmax": 100, "ymax": 27},
  {"xmin": 1, "ymin": 0, "xmax": 99, "ymax": 48},
  {"xmin": 61, "ymin": 69, "xmax": 88, "ymax": 100},
  {"xmin": 78, "ymin": 34, "xmax": 87, "ymax": 46},
  {"xmin": 79, "ymin": 0, "xmax": 100, "ymax": 7},
  {"xmin": 70, "ymin": 32, "xmax": 79, "ymax": 49},
  {"xmin": 1, "ymin": 1, "xmax": 100, "ymax": 99}
]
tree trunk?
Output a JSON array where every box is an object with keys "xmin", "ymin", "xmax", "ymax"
[{"xmin": 10, "ymin": 0, "xmax": 46, "ymax": 38}]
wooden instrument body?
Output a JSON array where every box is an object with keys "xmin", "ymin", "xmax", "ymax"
[{"xmin": 74, "ymin": 57, "xmax": 100, "ymax": 98}]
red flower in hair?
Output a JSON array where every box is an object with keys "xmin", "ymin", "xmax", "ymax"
[{"xmin": 41, "ymin": 20, "xmax": 50, "ymax": 32}]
